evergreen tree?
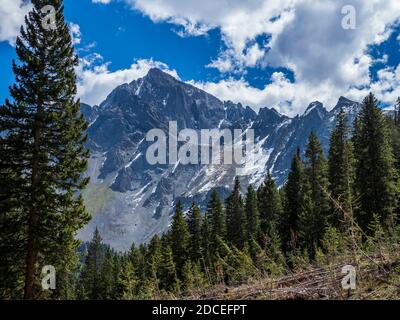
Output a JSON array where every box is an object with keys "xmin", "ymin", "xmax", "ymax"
[
  {"xmin": 0, "ymin": 0, "xmax": 89, "ymax": 299},
  {"xmin": 135, "ymin": 244, "xmax": 148, "ymax": 284},
  {"xmin": 258, "ymin": 172, "xmax": 282, "ymax": 235},
  {"xmin": 113, "ymin": 253, "xmax": 124, "ymax": 299},
  {"xmin": 328, "ymin": 109, "xmax": 355, "ymax": 225},
  {"xmin": 226, "ymin": 177, "xmax": 247, "ymax": 249},
  {"xmin": 145, "ymin": 236, "xmax": 162, "ymax": 292},
  {"xmin": 100, "ymin": 248, "xmax": 115, "ymax": 299},
  {"xmin": 206, "ymin": 190, "xmax": 226, "ymax": 252},
  {"xmin": 200, "ymin": 211, "xmax": 212, "ymax": 268},
  {"xmin": 79, "ymin": 228, "xmax": 104, "ymax": 300},
  {"xmin": 353, "ymin": 93, "xmax": 398, "ymax": 231},
  {"xmin": 245, "ymin": 185, "xmax": 261, "ymax": 243},
  {"xmin": 169, "ymin": 201, "xmax": 190, "ymax": 276},
  {"xmin": 281, "ymin": 149, "xmax": 304, "ymax": 253},
  {"xmin": 387, "ymin": 111, "xmax": 400, "ymax": 222},
  {"xmin": 118, "ymin": 260, "xmax": 138, "ymax": 300},
  {"xmin": 158, "ymin": 244, "xmax": 179, "ymax": 292},
  {"xmin": 187, "ymin": 203, "xmax": 202, "ymax": 262},
  {"xmin": 261, "ymin": 228, "xmax": 286, "ymax": 276},
  {"xmin": 181, "ymin": 260, "xmax": 206, "ymax": 293},
  {"xmin": 53, "ymin": 245, "xmax": 79, "ymax": 300},
  {"xmin": 302, "ymin": 132, "xmax": 331, "ymax": 256},
  {"xmin": 217, "ymin": 239, "xmax": 258, "ymax": 285},
  {"xmin": 127, "ymin": 243, "xmax": 139, "ymax": 267}
]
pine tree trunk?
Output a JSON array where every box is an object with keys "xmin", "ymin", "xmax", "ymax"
[
  {"xmin": 24, "ymin": 108, "xmax": 42, "ymax": 299},
  {"xmin": 24, "ymin": 207, "xmax": 39, "ymax": 299}
]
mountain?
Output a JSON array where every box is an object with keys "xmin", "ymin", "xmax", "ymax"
[{"xmin": 79, "ymin": 68, "xmax": 360, "ymax": 250}]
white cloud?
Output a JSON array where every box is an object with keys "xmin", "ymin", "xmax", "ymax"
[
  {"xmin": 189, "ymin": 74, "xmax": 344, "ymax": 116},
  {"xmin": 69, "ymin": 22, "xmax": 82, "ymax": 45},
  {"xmin": 0, "ymin": 0, "xmax": 31, "ymax": 45},
  {"xmin": 118, "ymin": 0, "xmax": 400, "ymax": 114},
  {"xmin": 190, "ymin": 64, "xmax": 400, "ymax": 116},
  {"xmin": 127, "ymin": 0, "xmax": 295, "ymax": 71},
  {"xmin": 2, "ymin": 0, "xmax": 400, "ymax": 115},
  {"xmin": 92, "ymin": 0, "xmax": 112, "ymax": 4},
  {"xmin": 76, "ymin": 55, "xmax": 179, "ymax": 106}
]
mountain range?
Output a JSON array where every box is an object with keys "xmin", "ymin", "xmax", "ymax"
[{"xmin": 78, "ymin": 68, "xmax": 360, "ymax": 251}]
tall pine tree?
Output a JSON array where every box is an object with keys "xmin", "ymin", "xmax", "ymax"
[
  {"xmin": 206, "ymin": 190, "xmax": 226, "ymax": 253},
  {"xmin": 0, "ymin": 0, "xmax": 89, "ymax": 299},
  {"xmin": 78, "ymin": 228, "xmax": 104, "ymax": 300},
  {"xmin": 258, "ymin": 171, "xmax": 282, "ymax": 235},
  {"xmin": 158, "ymin": 244, "xmax": 179, "ymax": 292},
  {"xmin": 245, "ymin": 185, "xmax": 261, "ymax": 243},
  {"xmin": 169, "ymin": 201, "xmax": 190, "ymax": 276},
  {"xmin": 187, "ymin": 203, "xmax": 203, "ymax": 262},
  {"xmin": 301, "ymin": 132, "xmax": 330, "ymax": 255},
  {"xmin": 353, "ymin": 93, "xmax": 398, "ymax": 231},
  {"xmin": 99, "ymin": 248, "xmax": 115, "ymax": 299},
  {"xmin": 328, "ymin": 109, "xmax": 355, "ymax": 226},
  {"xmin": 225, "ymin": 177, "xmax": 247, "ymax": 249},
  {"xmin": 281, "ymin": 149, "xmax": 304, "ymax": 252}
]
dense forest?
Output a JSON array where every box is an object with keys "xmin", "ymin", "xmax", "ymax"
[
  {"xmin": 1, "ymin": 1, "xmax": 400, "ymax": 300},
  {"xmin": 70, "ymin": 95, "xmax": 400, "ymax": 300}
]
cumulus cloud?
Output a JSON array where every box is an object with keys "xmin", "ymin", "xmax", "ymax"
[
  {"xmin": 189, "ymin": 74, "xmax": 344, "ymax": 116},
  {"xmin": 2, "ymin": 0, "xmax": 400, "ymax": 115},
  {"xmin": 0, "ymin": 0, "xmax": 31, "ymax": 45},
  {"xmin": 76, "ymin": 54, "xmax": 179, "ymax": 106},
  {"xmin": 122, "ymin": 1, "xmax": 399, "ymax": 73},
  {"xmin": 127, "ymin": 0, "xmax": 295, "ymax": 71},
  {"xmin": 190, "ymin": 66, "xmax": 400, "ymax": 116},
  {"xmin": 118, "ymin": 0, "xmax": 400, "ymax": 114}
]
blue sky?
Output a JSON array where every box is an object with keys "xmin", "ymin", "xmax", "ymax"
[{"xmin": 0, "ymin": 0, "xmax": 399, "ymax": 116}]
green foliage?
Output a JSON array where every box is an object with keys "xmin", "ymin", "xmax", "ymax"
[
  {"xmin": 187, "ymin": 203, "xmax": 203, "ymax": 262},
  {"xmin": 206, "ymin": 190, "xmax": 226, "ymax": 253},
  {"xmin": 99, "ymin": 248, "xmax": 115, "ymax": 299},
  {"xmin": 301, "ymin": 132, "xmax": 331, "ymax": 257},
  {"xmin": 281, "ymin": 149, "xmax": 304, "ymax": 252},
  {"xmin": 328, "ymin": 108, "xmax": 355, "ymax": 226},
  {"xmin": 257, "ymin": 172, "xmax": 282, "ymax": 235},
  {"xmin": 181, "ymin": 260, "xmax": 207, "ymax": 294},
  {"xmin": 78, "ymin": 228, "xmax": 104, "ymax": 299},
  {"xmin": 321, "ymin": 225, "xmax": 343, "ymax": 257},
  {"xmin": 169, "ymin": 201, "xmax": 191, "ymax": 276},
  {"xmin": 0, "ymin": 0, "xmax": 90, "ymax": 298},
  {"xmin": 118, "ymin": 260, "xmax": 139, "ymax": 300},
  {"xmin": 158, "ymin": 245, "xmax": 180, "ymax": 293},
  {"xmin": 353, "ymin": 93, "xmax": 398, "ymax": 231},
  {"xmin": 226, "ymin": 177, "xmax": 247, "ymax": 249},
  {"xmin": 245, "ymin": 185, "xmax": 261, "ymax": 245},
  {"xmin": 217, "ymin": 239, "xmax": 258, "ymax": 285}
]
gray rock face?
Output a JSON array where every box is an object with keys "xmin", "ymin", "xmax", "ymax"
[{"xmin": 79, "ymin": 68, "xmax": 360, "ymax": 251}]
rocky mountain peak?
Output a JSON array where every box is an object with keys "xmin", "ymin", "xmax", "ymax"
[
  {"xmin": 141, "ymin": 67, "xmax": 178, "ymax": 86},
  {"xmin": 79, "ymin": 70, "xmax": 362, "ymax": 250},
  {"xmin": 303, "ymin": 101, "xmax": 325, "ymax": 116}
]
